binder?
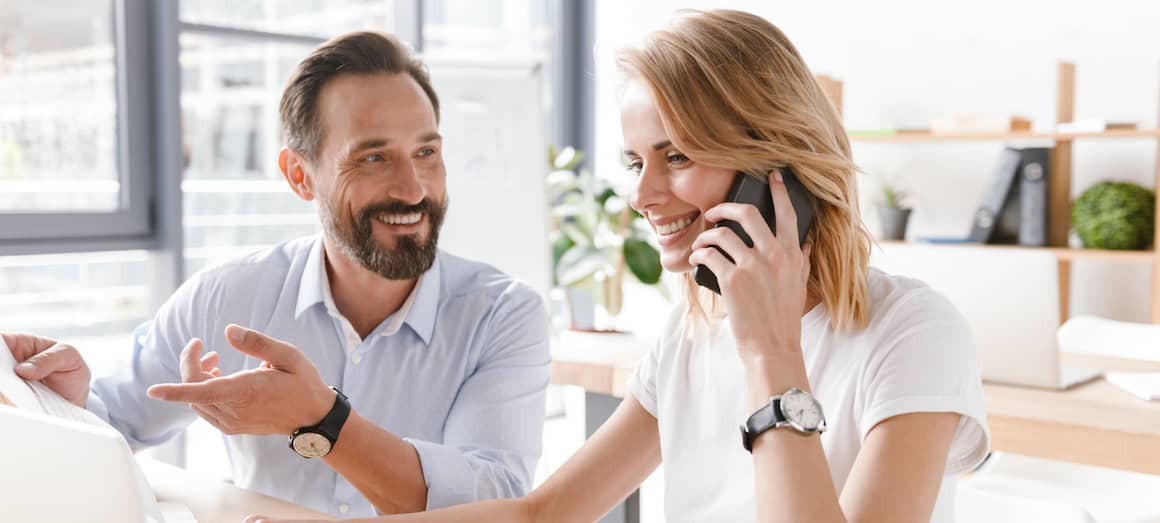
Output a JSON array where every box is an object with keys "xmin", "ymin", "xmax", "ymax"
[
  {"xmin": 968, "ymin": 147, "xmax": 1023, "ymax": 243},
  {"xmin": 1016, "ymin": 148, "xmax": 1050, "ymax": 246}
]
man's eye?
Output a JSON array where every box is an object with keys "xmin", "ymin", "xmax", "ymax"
[
  {"xmin": 364, "ymin": 153, "xmax": 385, "ymax": 162},
  {"xmin": 417, "ymin": 147, "xmax": 437, "ymax": 158}
]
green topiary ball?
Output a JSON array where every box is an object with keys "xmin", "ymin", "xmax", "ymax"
[{"xmin": 1071, "ymin": 181, "xmax": 1155, "ymax": 250}]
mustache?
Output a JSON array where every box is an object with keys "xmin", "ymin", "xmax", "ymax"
[{"xmin": 358, "ymin": 199, "xmax": 438, "ymax": 222}]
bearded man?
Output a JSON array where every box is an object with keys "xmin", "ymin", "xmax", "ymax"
[{"xmin": 2, "ymin": 31, "xmax": 549, "ymax": 518}]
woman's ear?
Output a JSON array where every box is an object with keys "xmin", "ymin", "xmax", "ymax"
[{"xmin": 279, "ymin": 148, "xmax": 314, "ymax": 201}]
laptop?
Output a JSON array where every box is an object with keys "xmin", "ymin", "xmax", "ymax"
[
  {"xmin": 871, "ymin": 243, "xmax": 1101, "ymax": 389},
  {"xmin": 0, "ymin": 405, "xmax": 178, "ymax": 522}
]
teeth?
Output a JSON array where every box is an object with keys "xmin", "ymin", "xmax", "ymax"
[
  {"xmin": 656, "ymin": 216, "xmax": 694, "ymax": 235},
  {"xmin": 377, "ymin": 213, "xmax": 422, "ymax": 225}
]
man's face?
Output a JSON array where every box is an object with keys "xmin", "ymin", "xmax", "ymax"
[{"xmin": 311, "ymin": 73, "xmax": 447, "ymax": 280}]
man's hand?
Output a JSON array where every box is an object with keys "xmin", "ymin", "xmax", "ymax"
[
  {"xmin": 1, "ymin": 333, "xmax": 91, "ymax": 408},
  {"xmin": 147, "ymin": 324, "xmax": 336, "ymax": 436}
]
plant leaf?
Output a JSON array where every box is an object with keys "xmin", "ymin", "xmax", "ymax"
[
  {"xmin": 623, "ymin": 238, "xmax": 662, "ymax": 284},
  {"xmin": 556, "ymin": 245, "xmax": 606, "ymax": 287},
  {"xmin": 550, "ymin": 233, "xmax": 575, "ymax": 285}
]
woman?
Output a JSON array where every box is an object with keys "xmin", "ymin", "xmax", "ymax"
[{"xmin": 253, "ymin": 9, "xmax": 988, "ymax": 523}]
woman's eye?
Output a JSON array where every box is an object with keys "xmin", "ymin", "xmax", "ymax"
[
  {"xmin": 625, "ymin": 159, "xmax": 643, "ymax": 173},
  {"xmin": 666, "ymin": 153, "xmax": 690, "ymax": 165}
]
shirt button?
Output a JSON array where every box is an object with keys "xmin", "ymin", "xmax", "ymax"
[
  {"xmin": 352, "ymin": 353, "xmax": 363, "ymax": 365},
  {"xmin": 339, "ymin": 503, "xmax": 350, "ymax": 514}
]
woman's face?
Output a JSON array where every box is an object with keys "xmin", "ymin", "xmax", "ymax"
[{"xmin": 620, "ymin": 80, "xmax": 735, "ymax": 273}]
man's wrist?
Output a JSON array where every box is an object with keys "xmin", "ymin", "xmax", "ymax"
[{"xmin": 299, "ymin": 385, "xmax": 338, "ymax": 432}]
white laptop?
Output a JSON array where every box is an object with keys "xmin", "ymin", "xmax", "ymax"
[
  {"xmin": 871, "ymin": 243, "xmax": 1101, "ymax": 389},
  {"xmin": 0, "ymin": 337, "xmax": 196, "ymax": 522},
  {"xmin": 0, "ymin": 405, "xmax": 176, "ymax": 522}
]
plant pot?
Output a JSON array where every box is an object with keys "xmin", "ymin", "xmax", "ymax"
[
  {"xmin": 877, "ymin": 206, "xmax": 912, "ymax": 241},
  {"xmin": 563, "ymin": 287, "xmax": 624, "ymax": 333}
]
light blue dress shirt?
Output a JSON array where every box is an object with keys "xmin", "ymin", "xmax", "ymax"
[{"xmin": 86, "ymin": 236, "xmax": 551, "ymax": 517}]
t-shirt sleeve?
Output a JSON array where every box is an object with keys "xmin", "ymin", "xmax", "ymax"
[
  {"xmin": 627, "ymin": 306, "xmax": 688, "ymax": 419},
  {"xmin": 859, "ymin": 289, "xmax": 991, "ymax": 476},
  {"xmin": 627, "ymin": 336, "xmax": 661, "ymax": 418}
]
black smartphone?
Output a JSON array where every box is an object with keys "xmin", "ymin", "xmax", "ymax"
[{"xmin": 694, "ymin": 168, "xmax": 816, "ymax": 294}]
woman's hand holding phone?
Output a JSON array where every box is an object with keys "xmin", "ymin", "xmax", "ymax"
[{"xmin": 688, "ymin": 171, "xmax": 812, "ymax": 363}]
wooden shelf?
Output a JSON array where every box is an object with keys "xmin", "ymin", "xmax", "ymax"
[
  {"xmin": 848, "ymin": 128, "xmax": 1160, "ymax": 143},
  {"xmin": 878, "ymin": 240, "xmax": 1156, "ymax": 263}
]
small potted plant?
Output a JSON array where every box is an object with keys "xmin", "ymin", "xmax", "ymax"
[
  {"xmin": 547, "ymin": 146, "xmax": 663, "ymax": 332},
  {"xmin": 876, "ymin": 177, "xmax": 913, "ymax": 241}
]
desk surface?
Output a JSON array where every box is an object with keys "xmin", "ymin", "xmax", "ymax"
[
  {"xmin": 549, "ymin": 331, "xmax": 1160, "ymax": 475},
  {"xmin": 141, "ymin": 459, "xmax": 334, "ymax": 523}
]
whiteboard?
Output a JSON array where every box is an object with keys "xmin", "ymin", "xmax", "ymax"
[{"xmin": 426, "ymin": 59, "xmax": 552, "ymax": 298}]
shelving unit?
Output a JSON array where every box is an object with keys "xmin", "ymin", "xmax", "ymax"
[{"xmin": 846, "ymin": 62, "xmax": 1160, "ymax": 324}]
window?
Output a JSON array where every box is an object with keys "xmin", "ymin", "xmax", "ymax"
[{"xmin": 0, "ymin": 0, "xmax": 152, "ymax": 246}]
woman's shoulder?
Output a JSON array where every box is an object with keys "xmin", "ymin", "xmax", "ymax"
[{"xmin": 864, "ymin": 266, "xmax": 966, "ymax": 329}]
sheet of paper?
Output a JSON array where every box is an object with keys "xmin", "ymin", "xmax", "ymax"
[
  {"xmin": 0, "ymin": 337, "xmax": 47, "ymax": 414},
  {"xmin": 0, "ymin": 336, "xmax": 108, "ymax": 426},
  {"xmin": 1106, "ymin": 372, "xmax": 1160, "ymax": 401}
]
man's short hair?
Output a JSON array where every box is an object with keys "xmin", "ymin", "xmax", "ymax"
[{"xmin": 279, "ymin": 31, "xmax": 440, "ymax": 162}]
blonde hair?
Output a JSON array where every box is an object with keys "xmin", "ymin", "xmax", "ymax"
[{"xmin": 616, "ymin": 9, "xmax": 871, "ymax": 333}]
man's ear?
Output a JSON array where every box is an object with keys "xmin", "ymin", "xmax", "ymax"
[{"xmin": 279, "ymin": 148, "xmax": 315, "ymax": 201}]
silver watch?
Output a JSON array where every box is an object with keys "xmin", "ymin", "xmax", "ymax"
[{"xmin": 740, "ymin": 387, "xmax": 826, "ymax": 452}]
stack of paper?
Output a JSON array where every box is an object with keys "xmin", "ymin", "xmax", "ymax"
[{"xmin": 1106, "ymin": 372, "xmax": 1160, "ymax": 401}]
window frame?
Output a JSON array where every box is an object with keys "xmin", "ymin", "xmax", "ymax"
[{"xmin": 0, "ymin": 0, "xmax": 155, "ymax": 254}]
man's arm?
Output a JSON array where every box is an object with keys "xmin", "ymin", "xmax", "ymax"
[{"xmin": 150, "ymin": 286, "xmax": 551, "ymax": 514}]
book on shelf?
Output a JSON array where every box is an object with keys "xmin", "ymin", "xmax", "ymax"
[
  {"xmin": 1055, "ymin": 119, "xmax": 1138, "ymax": 133},
  {"xmin": 931, "ymin": 114, "xmax": 1032, "ymax": 134},
  {"xmin": 968, "ymin": 147, "xmax": 1051, "ymax": 246},
  {"xmin": 968, "ymin": 147, "xmax": 1023, "ymax": 243}
]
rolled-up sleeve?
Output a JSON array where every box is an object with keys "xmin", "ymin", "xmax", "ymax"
[{"xmin": 404, "ymin": 283, "xmax": 551, "ymax": 509}]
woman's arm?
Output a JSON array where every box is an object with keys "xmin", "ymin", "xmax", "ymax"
[
  {"xmin": 746, "ymin": 360, "xmax": 960, "ymax": 523},
  {"xmin": 247, "ymin": 395, "xmax": 662, "ymax": 523}
]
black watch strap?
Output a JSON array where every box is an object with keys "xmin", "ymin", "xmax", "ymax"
[
  {"xmin": 739, "ymin": 397, "xmax": 784, "ymax": 453},
  {"xmin": 301, "ymin": 387, "xmax": 350, "ymax": 444}
]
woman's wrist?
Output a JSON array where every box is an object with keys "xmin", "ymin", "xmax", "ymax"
[{"xmin": 741, "ymin": 350, "xmax": 810, "ymax": 410}]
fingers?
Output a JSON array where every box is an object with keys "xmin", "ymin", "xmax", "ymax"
[
  {"xmin": 147, "ymin": 376, "xmax": 243, "ymax": 404},
  {"xmin": 691, "ymin": 226, "xmax": 749, "ymax": 263},
  {"xmin": 768, "ymin": 170, "xmax": 800, "ymax": 248},
  {"xmin": 689, "ymin": 246, "xmax": 734, "ymax": 289},
  {"xmin": 225, "ymin": 325, "xmax": 302, "ymax": 371},
  {"xmin": 179, "ymin": 339, "xmax": 204, "ymax": 383},
  {"xmin": 14, "ymin": 343, "xmax": 86, "ymax": 381},
  {"xmin": 703, "ymin": 203, "xmax": 771, "ymax": 250},
  {"xmin": 3, "ymin": 333, "xmax": 65, "ymax": 364}
]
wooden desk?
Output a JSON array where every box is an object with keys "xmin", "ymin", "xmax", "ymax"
[
  {"xmin": 140, "ymin": 459, "xmax": 334, "ymax": 523},
  {"xmin": 550, "ymin": 332, "xmax": 1160, "ymax": 476}
]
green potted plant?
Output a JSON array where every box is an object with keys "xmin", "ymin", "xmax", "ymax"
[
  {"xmin": 875, "ymin": 176, "xmax": 913, "ymax": 241},
  {"xmin": 547, "ymin": 146, "xmax": 663, "ymax": 332},
  {"xmin": 1071, "ymin": 180, "xmax": 1156, "ymax": 250}
]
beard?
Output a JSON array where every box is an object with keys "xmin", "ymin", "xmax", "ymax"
[{"xmin": 321, "ymin": 193, "xmax": 448, "ymax": 280}]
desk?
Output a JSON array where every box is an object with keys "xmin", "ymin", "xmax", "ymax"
[
  {"xmin": 140, "ymin": 459, "xmax": 333, "ymax": 522},
  {"xmin": 550, "ymin": 332, "xmax": 1160, "ymax": 503}
]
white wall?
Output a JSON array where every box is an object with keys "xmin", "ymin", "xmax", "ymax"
[{"xmin": 594, "ymin": 0, "xmax": 1160, "ymax": 323}]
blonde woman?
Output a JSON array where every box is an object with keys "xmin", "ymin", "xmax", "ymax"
[{"xmin": 252, "ymin": 9, "xmax": 988, "ymax": 523}]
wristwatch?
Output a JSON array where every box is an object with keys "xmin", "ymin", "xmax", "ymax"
[
  {"xmin": 740, "ymin": 387, "xmax": 826, "ymax": 452},
  {"xmin": 289, "ymin": 387, "xmax": 350, "ymax": 459}
]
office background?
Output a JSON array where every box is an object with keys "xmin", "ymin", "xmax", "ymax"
[{"xmin": 3, "ymin": 1, "xmax": 1160, "ymax": 521}]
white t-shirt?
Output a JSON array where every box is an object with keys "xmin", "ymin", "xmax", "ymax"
[{"xmin": 628, "ymin": 268, "xmax": 990, "ymax": 523}]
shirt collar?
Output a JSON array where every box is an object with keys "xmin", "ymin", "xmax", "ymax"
[{"xmin": 295, "ymin": 237, "xmax": 441, "ymax": 345}]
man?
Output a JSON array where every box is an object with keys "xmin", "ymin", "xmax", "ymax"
[{"xmin": 2, "ymin": 31, "xmax": 550, "ymax": 518}]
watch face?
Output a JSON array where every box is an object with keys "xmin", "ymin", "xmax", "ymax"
[
  {"xmin": 292, "ymin": 432, "xmax": 333, "ymax": 458},
  {"xmin": 781, "ymin": 389, "xmax": 825, "ymax": 432}
]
